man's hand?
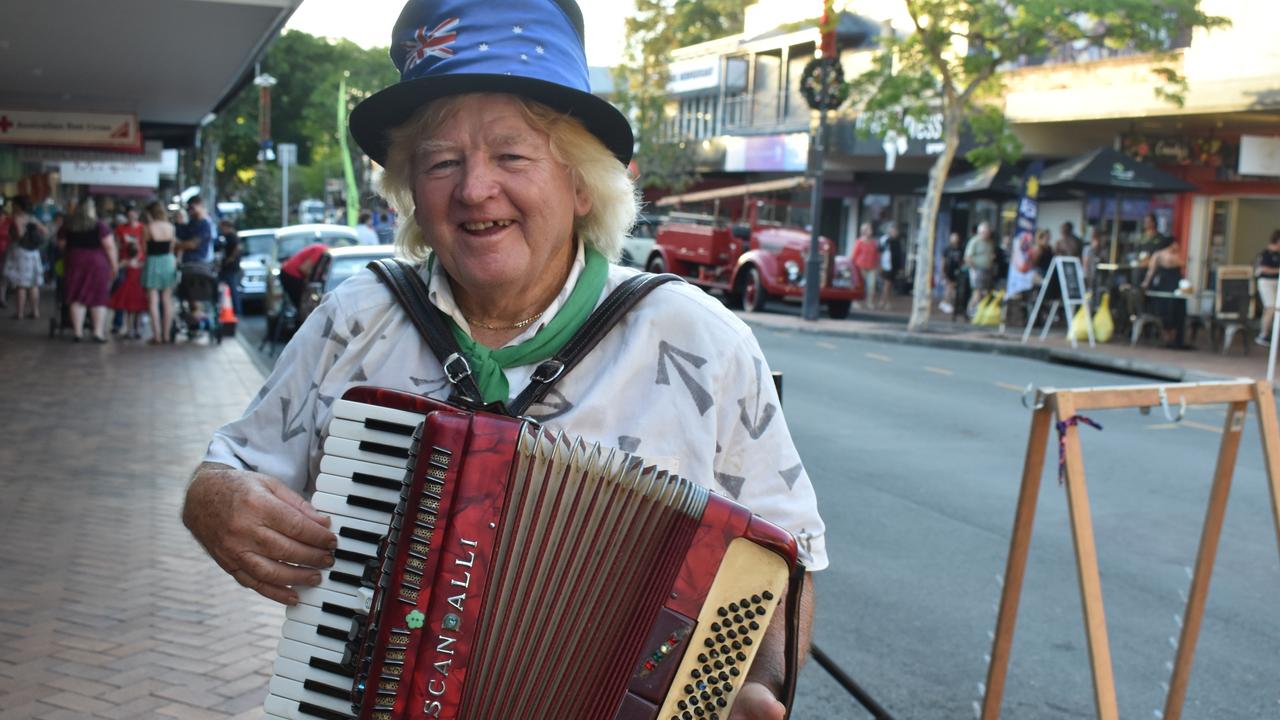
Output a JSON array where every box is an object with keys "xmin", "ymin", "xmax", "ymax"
[
  {"xmin": 728, "ymin": 681, "xmax": 786, "ymax": 720},
  {"xmin": 182, "ymin": 463, "xmax": 336, "ymax": 605}
]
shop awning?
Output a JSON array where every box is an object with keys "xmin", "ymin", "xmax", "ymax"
[
  {"xmin": 0, "ymin": 0, "xmax": 303, "ymax": 149},
  {"xmin": 940, "ymin": 164, "xmax": 1024, "ymax": 198},
  {"xmin": 1040, "ymin": 146, "xmax": 1197, "ymax": 193}
]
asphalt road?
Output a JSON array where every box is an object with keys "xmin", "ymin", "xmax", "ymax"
[{"xmin": 234, "ymin": 310, "xmax": 1280, "ymax": 719}]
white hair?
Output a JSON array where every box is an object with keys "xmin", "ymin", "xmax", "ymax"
[{"xmin": 377, "ymin": 93, "xmax": 638, "ymax": 263}]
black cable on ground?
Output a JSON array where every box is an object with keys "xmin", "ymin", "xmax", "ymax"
[{"xmin": 809, "ymin": 643, "xmax": 897, "ymax": 720}]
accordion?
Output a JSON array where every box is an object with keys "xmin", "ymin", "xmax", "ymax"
[{"xmin": 264, "ymin": 386, "xmax": 800, "ymax": 720}]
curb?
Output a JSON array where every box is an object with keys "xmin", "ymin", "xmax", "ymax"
[{"xmin": 737, "ymin": 314, "xmax": 1197, "ymax": 382}]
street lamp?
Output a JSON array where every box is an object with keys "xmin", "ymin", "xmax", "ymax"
[{"xmin": 254, "ymin": 69, "xmax": 277, "ymax": 164}]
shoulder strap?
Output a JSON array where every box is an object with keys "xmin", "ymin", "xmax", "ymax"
[
  {"xmin": 778, "ymin": 565, "xmax": 806, "ymax": 719},
  {"xmin": 507, "ymin": 272, "xmax": 681, "ymax": 417},
  {"xmin": 367, "ymin": 258, "xmax": 489, "ymax": 409}
]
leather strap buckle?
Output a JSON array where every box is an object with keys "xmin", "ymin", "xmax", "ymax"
[
  {"xmin": 530, "ymin": 359, "xmax": 566, "ymax": 384},
  {"xmin": 442, "ymin": 352, "xmax": 473, "ymax": 384}
]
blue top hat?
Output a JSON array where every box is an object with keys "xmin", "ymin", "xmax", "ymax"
[{"xmin": 349, "ymin": 0, "xmax": 633, "ymax": 166}]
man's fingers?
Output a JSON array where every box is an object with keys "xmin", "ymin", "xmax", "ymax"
[
  {"xmin": 261, "ymin": 485, "xmax": 337, "ymax": 550},
  {"xmin": 230, "ymin": 569, "xmax": 299, "ymax": 606},
  {"xmin": 266, "ymin": 478, "xmax": 332, "ymax": 527},
  {"xmin": 256, "ymin": 526, "xmax": 336, "ymax": 569},
  {"xmin": 234, "ymin": 549, "xmax": 324, "ymax": 589}
]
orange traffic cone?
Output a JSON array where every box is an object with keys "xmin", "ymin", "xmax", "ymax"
[{"xmin": 217, "ymin": 282, "xmax": 238, "ymax": 337}]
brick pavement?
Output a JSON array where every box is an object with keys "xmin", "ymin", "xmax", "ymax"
[{"xmin": 0, "ymin": 302, "xmax": 279, "ymax": 720}]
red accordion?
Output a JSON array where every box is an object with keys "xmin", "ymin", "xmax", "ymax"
[{"xmin": 264, "ymin": 386, "xmax": 799, "ymax": 720}]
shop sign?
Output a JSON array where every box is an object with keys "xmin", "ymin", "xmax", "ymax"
[
  {"xmin": 16, "ymin": 140, "xmax": 163, "ymax": 165},
  {"xmin": 0, "ymin": 109, "xmax": 141, "ymax": 152},
  {"xmin": 1239, "ymin": 135, "xmax": 1280, "ymax": 177},
  {"xmin": 59, "ymin": 160, "xmax": 159, "ymax": 188},
  {"xmin": 723, "ymin": 132, "xmax": 809, "ymax": 172},
  {"xmin": 854, "ymin": 110, "xmax": 947, "ymax": 156},
  {"xmin": 667, "ymin": 56, "xmax": 747, "ymax": 95}
]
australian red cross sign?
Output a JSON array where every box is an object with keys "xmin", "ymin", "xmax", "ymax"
[{"xmin": 0, "ymin": 109, "xmax": 141, "ymax": 152}]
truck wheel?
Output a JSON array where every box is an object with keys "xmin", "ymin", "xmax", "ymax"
[
  {"xmin": 740, "ymin": 266, "xmax": 768, "ymax": 313},
  {"xmin": 646, "ymin": 255, "xmax": 665, "ymax": 274},
  {"xmin": 827, "ymin": 300, "xmax": 852, "ymax": 319}
]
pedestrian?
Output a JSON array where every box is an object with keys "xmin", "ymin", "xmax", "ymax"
[
  {"xmin": 1083, "ymin": 230, "xmax": 1104, "ymax": 291},
  {"xmin": 183, "ymin": 2, "xmax": 823, "ymax": 717},
  {"xmin": 141, "ymin": 201, "xmax": 179, "ymax": 344},
  {"xmin": 0, "ymin": 197, "xmax": 11, "ymax": 308},
  {"xmin": 108, "ymin": 206, "xmax": 149, "ymax": 338},
  {"xmin": 355, "ymin": 211, "xmax": 380, "ymax": 245},
  {"xmin": 1055, "ymin": 221, "xmax": 1082, "ymax": 258},
  {"xmin": 63, "ymin": 197, "xmax": 118, "ymax": 343},
  {"xmin": 940, "ymin": 231, "xmax": 964, "ymax": 316},
  {"xmin": 277, "ymin": 241, "xmax": 326, "ymax": 310},
  {"xmin": 963, "ymin": 221, "xmax": 997, "ymax": 317},
  {"xmin": 217, "ymin": 220, "xmax": 243, "ymax": 316},
  {"xmin": 1141, "ymin": 235, "xmax": 1188, "ymax": 349},
  {"xmin": 4, "ymin": 196, "xmax": 48, "ymax": 320},
  {"xmin": 1031, "ymin": 228, "xmax": 1055, "ymax": 288},
  {"xmin": 178, "ymin": 196, "xmax": 217, "ymax": 266},
  {"xmin": 110, "ymin": 206, "xmax": 146, "ymax": 336},
  {"xmin": 851, "ymin": 222, "xmax": 880, "ymax": 309},
  {"xmin": 876, "ymin": 223, "xmax": 903, "ymax": 310},
  {"xmin": 1254, "ymin": 230, "xmax": 1280, "ymax": 345}
]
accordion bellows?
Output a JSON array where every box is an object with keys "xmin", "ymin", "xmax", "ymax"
[{"xmin": 264, "ymin": 387, "xmax": 798, "ymax": 720}]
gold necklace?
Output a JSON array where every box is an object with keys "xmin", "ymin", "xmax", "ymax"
[{"xmin": 465, "ymin": 310, "xmax": 545, "ymax": 331}]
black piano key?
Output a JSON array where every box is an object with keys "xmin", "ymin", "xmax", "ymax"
[
  {"xmin": 363, "ymin": 417, "xmax": 416, "ymax": 436},
  {"xmin": 339, "ymin": 526, "xmax": 384, "ymax": 544},
  {"xmin": 357, "ymin": 440, "xmax": 409, "ymax": 459},
  {"xmin": 309, "ymin": 655, "xmax": 355, "ymax": 679},
  {"xmin": 317, "ymin": 624, "xmax": 349, "ymax": 641},
  {"xmin": 351, "ymin": 471, "xmax": 402, "ymax": 491},
  {"xmin": 329, "ymin": 570, "xmax": 363, "ymax": 588},
  {"xmin": 333, "ymin": 548, "xmax": 373, "ymax": 565},
  {"xmin": 298, "ymin": 700, "xmax": 354, "ymax": 720},
  {"xmin": 321, "ymin": 602, "xmax": 358, "ymax": 620},
  {"xmin": 304, "ymin": 678, "xmax": 353, "ymax": 702},
  {"xmin": 347, "ymin": 495, "xmax": 398, "ymax": 514}
]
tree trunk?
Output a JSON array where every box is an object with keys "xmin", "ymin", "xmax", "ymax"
[{"xmin": 907, "ymin": 106, "xmax": 962, "ymax": 333}]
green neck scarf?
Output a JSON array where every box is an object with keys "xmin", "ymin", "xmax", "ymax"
[{"xmin": 440, "ymin": 247, "xmax": 608, "ymax": 405}]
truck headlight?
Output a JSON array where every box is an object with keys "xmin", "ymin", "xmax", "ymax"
[{"xmin": 784, "ymin": 260, "xmax": 801, "ymax": 284}]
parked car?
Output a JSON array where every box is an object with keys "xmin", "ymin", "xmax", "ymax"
[
  {"xmin": 297, "ymin": 245, "xmax": 396, "ymax": 325},
  {"xmin": 262, "ymin": 224, "xmax": 361, "ymax": 315},
  {"xmin": 619, "ymin": 212, "xmax": 662, "ymax": 268},
  {"xmin": 235, "ymin": 228, "xmax": 277, "ymax": 312}
]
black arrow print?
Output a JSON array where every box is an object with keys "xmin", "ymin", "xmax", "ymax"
[
  {"xmin": 526, "ymin": 388, "xmax": 575, "ymax": 422},
  {"xmin": 279, "ymin": 383, "xmax": 318, "ymax": 443},
  {"xmin": 410, "ymin": 375, "xmax": 450, "ymax": 394},
  {"xmin": 779, "ymin": 463, "xmax": 803, "ymax": 490},
  {"xmin": 715, "ymin": 472, "xmax": 746, "ymax": 499},
  {"xmin": 618, "ymin": 436, "xmax": 642, "ymax": 453},
  {"xmin": 656, "ymin": 341, "xmax": 714, "ymax": 416},
  {"xmin": 737, "ymin": 357, "xmax": 777, "ymax": 440},
  {"xmin": 348, "ymin": 319, "xmax": 364, "ymax": 338}
]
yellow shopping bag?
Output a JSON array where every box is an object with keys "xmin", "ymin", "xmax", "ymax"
[
  {"xmin": 1092, "ymin": 292, "xmax": 1114, "ymax": 343},
  {"xmin": 1071, "ymin": 296, "xmax": 1093, "ymax": 341},
  {"xmin": 973, "ymin": 291, "xmax": 1004, "ymax": 327}
]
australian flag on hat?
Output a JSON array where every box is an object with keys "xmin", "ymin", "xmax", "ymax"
[{"xmin": 389, "ymin": 0, "xmax": 590, "ymax": 94}]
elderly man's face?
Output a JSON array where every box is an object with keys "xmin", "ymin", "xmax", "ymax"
[{"xmin": 412, "ymin": 94, "xmax": 589, "ymax": 301}]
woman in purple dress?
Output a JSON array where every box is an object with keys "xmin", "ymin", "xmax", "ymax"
[{"xmin": 63, "ymin": 197, "xmax": 118, "ymax": 342}]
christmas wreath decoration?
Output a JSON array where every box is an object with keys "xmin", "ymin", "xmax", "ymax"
[{"xmin": 800, "ymin": 57, "xmax": 849, "ymax": 111}]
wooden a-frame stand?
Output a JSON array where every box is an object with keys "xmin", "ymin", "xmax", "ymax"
[{"xmin": 980, "ymin": 380, "xmax": 1280, "ymax": 720}]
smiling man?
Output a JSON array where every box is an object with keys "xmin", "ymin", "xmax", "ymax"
[{"xmin": 183, "ymin": 1, "xmax": 826, "ymax": 718}]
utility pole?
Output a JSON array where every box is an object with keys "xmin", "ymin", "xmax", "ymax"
[
  {"xmin": 801, "ymin": 0, "xmax": 840, "ymax": 321},
  {"xmin": 279, "ymin": 143, "xmax": 297, "ymax": 228}
]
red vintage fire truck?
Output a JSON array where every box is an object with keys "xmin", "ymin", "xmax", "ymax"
[{"xmin": 644, "ymin": 178, "xmax": 861, "ymax": 318}]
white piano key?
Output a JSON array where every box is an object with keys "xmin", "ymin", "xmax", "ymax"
[
  {"xmin": 276, "ymin": 637, "xmax": 346, "ymax": 668},
  {"xmin": 328, "ymin": 515, "xmax": 388, "ymax": 556},
  {"xmin": 317, "ymin": 473, "xmax": 402, "ymax": 508},
  {"xmin": 332, "ymin": 398, "xmax": 425, "ymax": 430},
  {"xmin": 282, "ymin": 619, "xmax": 348, "ymax": 656},
  {"xmin": 323, "ymin": 436, "xmax": 411, "ymax": 469},
  {"xmin": 311, "ymin": 491, "xmax": 394, "ymax": 526},
  {"xmin": 296, "ymin": 584, "xmax": 374, "ymax": 618},
  {"xmin": 264, "ymin": 694, "xmax": 307, "ymax": 719},
  {"xmin": 320, "ymin": 454, "xmax": 406, "ymax": 484},
  {"xmin": 268, "ymin": 676, "xmax": 354, "ymax": 716},
  {"xmin": 329, "ymin": 418, "xmax": 415, "ymax": 450}
]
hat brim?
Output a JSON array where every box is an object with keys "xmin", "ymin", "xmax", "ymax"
[{"xmin": 349, "ymin": 74, "xmax": 634, "ymax": 167}]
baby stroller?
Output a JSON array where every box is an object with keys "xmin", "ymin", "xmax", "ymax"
[{"xmin": 175, "ymin": 262, "xmax": 221, "ymax": 344}]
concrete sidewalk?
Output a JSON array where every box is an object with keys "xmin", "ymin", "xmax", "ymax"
[
  {"xmin": 0, "ymin": 300, "xmax": 279, "ymax": 720},
  {"xmin": 737, "ymin": 295, "xmax": 1273, "ymax": 384}
]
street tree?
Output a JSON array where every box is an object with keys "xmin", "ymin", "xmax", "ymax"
[
  {"xmin": 846, "ymin": 0, "xmax": 1228, "ymax": 332},
  {"xmin": 616, "ymin": 0, "xmax": 749, "ymax": 191}
]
